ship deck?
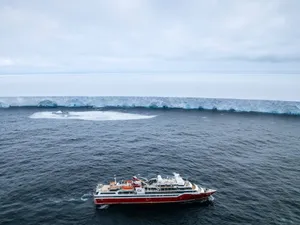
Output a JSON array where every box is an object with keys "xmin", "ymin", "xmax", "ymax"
[{"xmin": 101, "ymin": 185, "xmax": 110, "ymax": 192}]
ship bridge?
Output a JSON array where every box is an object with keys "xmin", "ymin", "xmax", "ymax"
[{"xmin": 155, "ymin": 173, "xmax": 186, "ymax": 186}]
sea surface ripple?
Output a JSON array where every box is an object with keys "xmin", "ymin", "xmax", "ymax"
[{"xmin": 0, "ymin": 108, "xmax": 300, "ymax": 225}]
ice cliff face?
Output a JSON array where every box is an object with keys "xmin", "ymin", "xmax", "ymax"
[{"xmin": 0, "ymin": 96, "xmax": 299, "ymax": 115}]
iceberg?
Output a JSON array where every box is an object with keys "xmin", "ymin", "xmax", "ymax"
[
  {"xmin": 0, "ymin": 96, "xmax": 299, "ymax": 116},
  {"xmin": 0, "ymin": 101, "xmax": 10, "ymax": 108},
  {"xmin": 38, "ymin": 100, "xmax": 58, "ymax": 108}
]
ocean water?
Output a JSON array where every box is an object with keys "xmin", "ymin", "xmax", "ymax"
[{"xmin": 1, "ymin": 105, "xmax": 300, "ymax": 224}]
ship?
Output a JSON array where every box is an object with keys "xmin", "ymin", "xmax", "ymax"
[{"xmin": 93, "ymin": 173, "xmax": 216, "ymax": 206}]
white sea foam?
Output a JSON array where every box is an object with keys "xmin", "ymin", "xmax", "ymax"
[
  {"xmin": 208, "ymin": 195, "xmax": 215, "ymax": 201},
  {"xmin": 98, "ymin": 205, "xmax": 109, "ymax": 209},
  {"xmin": 81, "ymin": 193, "xmax": 93, "ymax": 201},
  {"xmin": 48, "ymin": 197, "xmax": 62, "ymax": 203},
  {"xmin": 29, "ymin": 111, "xmax": 156, "ymax": 121},
  {"xmin": 48, "ymin": 197, "xmax": 81, "ymax": 204}
]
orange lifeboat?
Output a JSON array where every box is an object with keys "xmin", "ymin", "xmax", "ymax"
[{"xmin": 122, "ymin": 185, "xmax": 133, "ymax": 190}]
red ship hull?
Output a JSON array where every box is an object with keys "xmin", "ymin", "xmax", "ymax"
[{"xmin": 94, "ymin": 191, "xmax": 215, "ymax": 205}]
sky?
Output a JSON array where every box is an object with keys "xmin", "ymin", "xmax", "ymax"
[{"xmin": 0, "ymin": 0, "xmax": 299, "ymax": 100}]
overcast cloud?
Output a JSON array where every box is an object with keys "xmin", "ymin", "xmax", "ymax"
[
  {"xmin": 0, "ymin": 1, "xmax": 299, "ymax": 100},
  {"xmin": 0, "ymin": 0, "xmax": 300, "ymax": 73}
]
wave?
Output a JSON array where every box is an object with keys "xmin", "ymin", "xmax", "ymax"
[
  {"xmin": 30, "ymin": 111, "xmax": 156, "ymax": 121},
  {"xmin": 0, "ymin": 96, "xmax": 300, "ymax": 115},
  {"xmin": 81, "ymin": 193, "xmax": 93, "ymax": 202},
  {"xmin": 47, "ymin": 194, "xmax": 91, "ymax": 204}
]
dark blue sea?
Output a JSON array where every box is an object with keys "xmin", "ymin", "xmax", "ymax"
[{"xmin": 1, "ymin": 102, "xmax": 300, "ymax": 224}]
